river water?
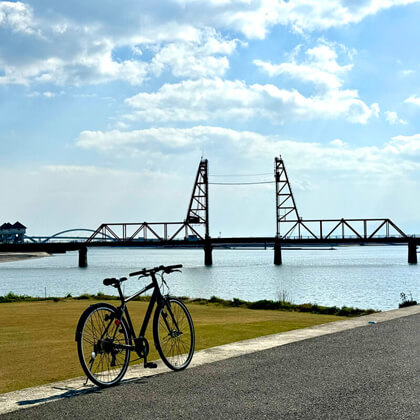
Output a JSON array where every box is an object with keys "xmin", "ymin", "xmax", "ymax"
[{"xmin": 0, "ymin": 246, "xmax": 419, "ymax": 310}]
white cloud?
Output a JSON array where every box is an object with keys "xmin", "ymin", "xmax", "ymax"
[
  {"xmin": 280, "ymin": 0, "xmax": 420, "ymax": 33},
  {"xmin": 385, "ymin": 111, "xmax": 407, "ymax": 125},
  {"xmin": 401, "ymin": 69, "xmax": 415, "ymax": 76},
  {"xmin": 0, "ymin": 0, "xmax": 417, "ymax": 87},
  {"xmin": 0, "ymin": 24, "xmax": 238, "ymax": 86},
  {"xmin": 150, "ymin": 29, "xmax": 240, "ymax": 78},
  {"xmin": 27, "ymin": 90, "xmax": 62, "ymax": 98},
  {"xmin": 0, "ymin": 3, "xmax": 239, "ymax": 86},
  {"xmin": 77, "ymin": 127, "xmax": 203, "ymax": 157},
  {"xmin": 124, "ymin": 77, "xmax": 378, "ymax": 124},
  {"xmin": 330, "ymin": 139, "xmax": 347, "ymax": 147},
  {"xmin": 405, "ymin": 95, "xmax": 420, "ymax": 106},
  {"xmin": 0, "ymin": 1, "xmax": 38, "ymax": 35},
  {"xmin": 253, "ymin": 41, "xmax": 380, "ymax": 124},
  {"xmin": 189, "ymin": 0, "xmax": 420, "ymax": 37},
  {"xmin": 76, "ymin": 126, "xmax": 420, "ymax": 175},
  {"xmin": 255, "ymin": 41, "xmax": 353, "ymax": 91},
  {"xmin": 0, "ymin": 35, "xmax": 152, "ymax": 86},
  {"xmin": 388, "ymin": 134, "xmax": 420, "ymax": 157}
]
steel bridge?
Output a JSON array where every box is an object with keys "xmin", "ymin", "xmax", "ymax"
[
  {"xmin": 25, "ymin": 229, "xmax": 115, "ymax": 243},
  {"xmin": 1, "ymin": 157, "xmax": 418, "ymax": 266}
]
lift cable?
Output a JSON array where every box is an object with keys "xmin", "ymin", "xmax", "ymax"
[
  {"xmin": 210, "ymin": 172, "xmax": 272, "ymax": 177},
  {"xmin": 208, "ymin": 181, "xmax": 275, "ymax": 185}
]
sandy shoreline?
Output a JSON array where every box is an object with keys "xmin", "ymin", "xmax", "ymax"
[{"xmin": 0, "ymin": 252, "xmax": 51, "ymax": 263}]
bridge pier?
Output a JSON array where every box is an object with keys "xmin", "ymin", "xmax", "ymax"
[
  {"xmin": 78, "ymin": 246, "xmax": 88, "ymax": 268},
  {"xmin": 274, "ymin": 239, "xmax": 282, "ymax": 265},
  {"xmin": 204, "ymin": 235, "xmax": 213, "ymax": 266},
  {"xmin": 408, "ymin": 240, "xmax": 417, "ymax": 264}
]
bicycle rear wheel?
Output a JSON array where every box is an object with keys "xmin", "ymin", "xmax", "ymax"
[
  {"xmin": 153, "ymin": 298, "xmax": 195, "ymax": 370},
  {"xmin": 76, "ymin": 303, "xmax": 130, "ymax": 387}
]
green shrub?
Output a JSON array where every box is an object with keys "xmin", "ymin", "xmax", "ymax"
[
  {"xmin": 0, "ymin": 291, "xmax": 378, "ymax": 317},
  {"xmin": 209, "ymin": 296, "xmax": 224, "ymax": 304},
  {"xmin": 0, "ymin": 292, "xmax": 29, "ymax": 303},
  {"xmin": 399, "ymin": 292, "xmax": 417, "ymax": 308},
  {"xmin": 249, "ymin": 300, "xmax": 279, "ymax": 310},
  {"xmin": 231, "ymin": 298, "xmax": 246, "ymax": 307},
  {"xmin": 75, "ymin": 294, "xmax": 91, "ymax": 300},
  {"xmin": 297, "ymin": 303, "xmax": 314, "ymax": 313}
]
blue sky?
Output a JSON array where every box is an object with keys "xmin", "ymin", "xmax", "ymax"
[{"xmin": 1, "ymin": 0, "xmax": 420, "ymax": 237}]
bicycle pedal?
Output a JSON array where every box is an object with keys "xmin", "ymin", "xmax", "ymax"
[{"xmin": 145, "ymin": 362, "xmax": 158, "ymax": 369}]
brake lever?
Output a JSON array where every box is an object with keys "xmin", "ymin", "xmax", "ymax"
[{"xmin": 164, "ymin": 268, "xmax": 182, "ymax": 274}]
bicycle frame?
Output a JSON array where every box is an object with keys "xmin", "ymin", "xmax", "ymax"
[{"xmin": 108, "ymin": 271, "xmax": 175, "ymax": 362}]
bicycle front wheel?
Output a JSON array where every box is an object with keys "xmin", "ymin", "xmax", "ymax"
[
  {"xmin": 153, "ymin": 298, "xmax": 195, "ymax": 371},
  {"xmin": 76, "ymin": 303, "xmax": 130, "ymax": 387}
]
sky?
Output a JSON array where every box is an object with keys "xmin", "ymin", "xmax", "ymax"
[{"xmin": 1, "ymin": 0, "xmax": 420, "ymax": 237}]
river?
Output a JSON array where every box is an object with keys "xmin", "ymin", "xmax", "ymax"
[{"xmin": 0, "ymin": 246, "xmax": 419, "ymax": 310}]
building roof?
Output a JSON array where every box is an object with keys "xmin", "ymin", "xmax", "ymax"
[
  {"xmin": 12, "ymin": 221, "xmax": 26, "ymax": 229},
  {"xmin": 0, "ymin": 222, "xmax": 26, "ymax": 230}
]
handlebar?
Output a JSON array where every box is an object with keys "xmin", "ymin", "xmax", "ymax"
[
  {"xmin": 103, "ymin": 264, "xmax": 182, "ymax": 287},
  {"xmin": 129, "ymin": 264, "xmax": 183, "ymax": 277}
]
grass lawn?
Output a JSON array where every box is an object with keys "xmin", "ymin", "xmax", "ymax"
[{"xmin": 0, "ymin": 299, "xmax": 345, "ymax": 394}]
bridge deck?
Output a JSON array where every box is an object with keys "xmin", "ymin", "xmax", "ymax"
[{"xmin": 1, "ymin": 236, "xmax": 419, "ymax": 253}]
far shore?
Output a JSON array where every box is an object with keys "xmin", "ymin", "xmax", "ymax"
[{"xmin": 0, "ymin": 252, "xmax": 51, "ymax": 263}]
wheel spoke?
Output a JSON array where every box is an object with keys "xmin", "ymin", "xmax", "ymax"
[
  {"xmin": 155, "ymin": 299, "xmax": 194, "ymax": 370},
  {"xmin": 78, "ymin": 306, "xmax": 130, "ymax": 387}
]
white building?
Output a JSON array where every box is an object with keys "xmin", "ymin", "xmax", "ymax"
[{"xmin": 0, "ymin": 222, "xmax": 26, "ymax": 243}]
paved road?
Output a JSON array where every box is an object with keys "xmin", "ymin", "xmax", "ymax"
[{"xmin": 2, "ymin": 312, "xmax": 420, "ymax": 419}]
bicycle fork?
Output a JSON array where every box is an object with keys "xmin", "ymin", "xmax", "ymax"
[{"xmin": 161, "ymin": 300, "xmax": 183, "ymax": 338}]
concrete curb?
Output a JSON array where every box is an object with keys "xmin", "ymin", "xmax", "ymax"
[{"xmin": 1, "ymin": 305, "xmax": 419, "ymax": 415}]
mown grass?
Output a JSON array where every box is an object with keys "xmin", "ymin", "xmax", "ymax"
[{"xmin": 0, "ymin": 298, "xmax": 351, "ymax": 394}]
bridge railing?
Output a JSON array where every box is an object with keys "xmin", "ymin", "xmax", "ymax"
[
  {"xmin": 283, "ymin": 234, "xmax": 408, "ymax": 241},
  {"xmin": 86, "ymin": 221, "xmax": 205, "ymax": 243},
  {"xmin": 278, "ymin": 218, "xmax": 407, "ymax": 241}
]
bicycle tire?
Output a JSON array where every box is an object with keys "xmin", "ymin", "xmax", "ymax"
[
  {"xmin": 76, "ymin": 303, "xmax": 130, "ymax": 387},
  {"xmin": 153, "ymin": 297, "xmax": 195, "ymax": 371}
]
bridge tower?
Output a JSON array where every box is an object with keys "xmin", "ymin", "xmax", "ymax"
[
  {"xmin": 275, "ymin": 156, "xmax": 300, "ymax": 237},
  {"xmin": 186, "ymin": 159, "xmax": 212, "ymax": 265},
  {"xmin": 186, "ymin": 159, "xmax": 209, "ymax": 237},
  {"xmin": 274, "ymin": 156, "xmax": 300, "ymax": 265}
]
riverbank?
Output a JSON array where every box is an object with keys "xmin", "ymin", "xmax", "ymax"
[
  {"xmin": 0, "ymin": 252, "xmax": 50, "ymax": 263},
  {"xmin": 0, "ymin": 299, "xmax": 346, "ymax": 393}
]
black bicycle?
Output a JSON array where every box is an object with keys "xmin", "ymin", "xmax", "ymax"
[{"xmin": 75, "ymin": 264, "xmax": 195, "ymax": 387}]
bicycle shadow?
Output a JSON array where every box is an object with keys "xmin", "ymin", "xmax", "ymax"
[
  {"xmin": 16, "ymin": 377, "xmax": 148, "ymax": 407},
  {"xmin": 17, "ymin": 385, "xmax": 100, "ymax": 407}
]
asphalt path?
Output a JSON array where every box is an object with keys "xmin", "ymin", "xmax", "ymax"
[{"xmin": 2, "ymin": 312, "xmax": 419, "ymax": 419}]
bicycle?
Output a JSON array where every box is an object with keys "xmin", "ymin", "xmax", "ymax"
[{"xmin": 75, "ymin": 264, "xmax": 195, "ymax": 387}]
